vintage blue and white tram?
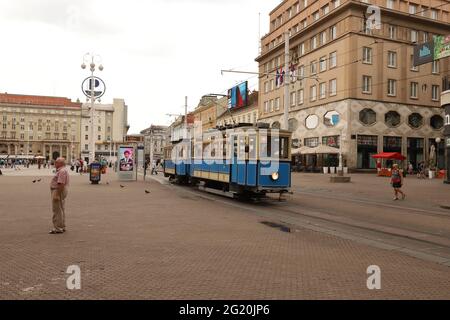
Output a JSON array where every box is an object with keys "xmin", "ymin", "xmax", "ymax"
[{"xmin": 164, "ymin": 124, "xmax": 292, "ymax": 198}]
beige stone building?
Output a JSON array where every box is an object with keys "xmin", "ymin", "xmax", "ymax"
[
  {"xmin": 140, "ymin": 125, "xmax": 168, "ymax": 163},
  {"xmin": 192, "ymin": 96, "xmax": 228, "ymax": 131},
  {"xmin": 80, "ymin": 98, "xmax": 129, "ymax": 162},
  {"xmin": 0, "ymin": 93, "xmax": 82, "ymax": 161},
  {"xmin": 256, "ymin": 0, "xmax": 450, "ymax": 170},
  {"xmin": 216, "ymin": 91, "xmax": 259, "ymax": 127}
]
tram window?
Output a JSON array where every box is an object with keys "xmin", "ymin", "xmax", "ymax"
[
  {"xmin": 211, "ymin": 136, "xmax": 216, "ymax": 158},
  {"xmin": 239, "ymin": 136, "xmax": 246, "ymax": 159},
  {"xmin": 260, "ymin": 135, "xmax": 270, "ymax": 158},
  {"xmin": 280, "ymin": 137, "xmax": 289, "ymax": 159},
  {"xmin": 249, "ymin": 135, "xmax": 257, "ymax": 159}
]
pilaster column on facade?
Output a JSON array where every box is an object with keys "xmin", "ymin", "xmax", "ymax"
[
  {"xmin": 402, "ymin": 135, "xmax": 408, "ymax": 160},
  {"xmin": 378, "ymin": 135, "xmax": 384, "ymax": 154},
  {"xmin": 49, "ymin": 145, "xmax": 53, "ymax": 159},
  {"xmin": 7, "ymin": 144, "xmax": 10, "ymax": 155}
]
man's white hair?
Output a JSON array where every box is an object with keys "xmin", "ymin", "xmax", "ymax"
[{"xmin": 56, "ymin": 157, "xmax": 66, "ymax": 165}]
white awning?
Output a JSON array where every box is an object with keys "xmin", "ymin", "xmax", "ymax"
[{"xmin": 301, "ymin": 145, "xmax": 340, "ymax": 155}]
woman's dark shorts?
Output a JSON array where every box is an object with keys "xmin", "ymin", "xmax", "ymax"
[{"xmin": 393, "ymin": 182, "xmax": 402, "ymax": 189}]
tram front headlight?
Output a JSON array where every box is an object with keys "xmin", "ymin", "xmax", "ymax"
[{"xmin": 271, "ymin": 172, "xmax": 279, "ymax": 181}]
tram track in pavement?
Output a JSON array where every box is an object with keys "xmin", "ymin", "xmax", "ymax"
[{"xmin": 149, "ymin": 176, "xmax": 450, "ymax": 267}]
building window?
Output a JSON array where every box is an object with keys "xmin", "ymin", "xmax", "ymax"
[
  {"xmin": 362, "ymin": 76, "xmax": 372, "ymax": 94},
  {"xmin": 386, "ymin": 0, "xmax": 394, "ymax": 9},
  {"xmin": 362, "ymin": 47, "xmax": 372, "ymax": 64},
  {"xmin": 387, "ymin": 79, "xmax": 397, "ymax": 96},
  {"xmin": 332, "ymin": 0, "xmax": 340, "ymax": 8},
  {"xmin": 432, "ymin": 61, "xmax": 439, "ymax": 74},
  {"xmin": 298, "ymin": 42, "xmax": 305, "ymax": 56},
  {"xmin": 313, "ymin": 11, "xmax": 319, "ymax": 21},
  {"xmin": 408, "ymin": 113, "xmax": 423, "ymax": 129},
  {"xmin": 310, "ymin": 85, "xmax": 317, "ymax": 101},
  {"xmin": 311, "ymin": 36, "xmax": 317, "ymax": 50},
  {"xmin": 85, "ymin": 135, "xmax": 88, "ymax": 140},
  {"xmin": 290, "ymin": 91, "xmax": 296, "ymax": 107},
  {"xmin": 410, "ymin": 82, "xmax": 419, "ymax": 99},
  {"xmin": 329, "ymin": 51, "xmax": 337, "ymax": 68},
  {"xmin": 310, "ymin": 61, "xmax": 317, "ymax": 74},
  {"xmin": 409, "ymin": 4, "xmax": 417, "ymax": 14},
  {"xmin": 410, "ymin": 55, "xmax": 419, "ymax": 71},
  {"xmin": 329, "ymin": 79, "xmax": 337, "ymax": 96},
  {"xmin": 324, "ymin": 111, "xmax": 340, "ymax": 127},
  {"xmin": 388, "ymin": 25, "xmax": 396, "ymax": 39},
  {"xmin": 359, "ymin": 109, "xmax": 377, "ymax": 125},
  {"xmin": 305, "ymin": 115, "xmax": 319, "ymax": 129},
  {"xmin": 320, "ymin": 31, "xmax": 327, "ymax": 45},
  {"xmin": 297, "ymin": 89, "xmax": 304, "ymax": 105},
  {"xmin": 330, "ymin": 25, "xmax": 337, "ymax": 40},
  {"xmin": 385, "ymin": 111, "xmax": 401, "ymax": 128},
  {"xmin": 319, "ymin": 82, "xmax": 326, "ymax": 99},
  {"xmin": 319, "ymin": 56, "xmax": 327, "ymax": 72},
  {"xmin": 323, "ymin": 136, "xmax": 340, "ymax": 148},
  {"xmin": 384, "ymin": 136, "xmax": 402, "ymax": 153},
  {"xmin": 430, "ymin": 115, "xmax": 444, "ymax": 130},
  {"xmin": 411, "ymin": 30, "xmax": 418, "ymax": 43},
  {"xmin": 305, "ymin": 137, "xmax": 319, "ymax": 147},
  {"xmin": 431, "ymin": 9, "xmax": 438, "ymax": 20},
  {"xmin": 275, "ymin": 98, "xmax": 280, "ymax": 111},
  {"xmin": 387, "ymin": 51, "xmax": 397, "ymax": 68},
  {"xmin": 432, "ymin": 85, "xmax": 440, "ymax": 101},
  {"xmin": 264, "ymin": 101, "xmax": 269, "ymax": 113}
]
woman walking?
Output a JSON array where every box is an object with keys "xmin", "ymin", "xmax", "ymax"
[{"xmin": 391, "ymin": 164, "xmax": 406, "ymax": 201}]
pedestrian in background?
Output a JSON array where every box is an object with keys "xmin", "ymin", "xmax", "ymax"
[
  {"xmin": 391, "ymin": 164, "xmax": 406, "ymax": 201},
  {"xmin": 49, "ymin": 157, "xmax": 70, "ymax": 234}
]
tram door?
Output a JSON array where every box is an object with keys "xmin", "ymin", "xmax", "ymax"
[
  {"xmin": 231, "ymin": 135, "xmax": 239, "ymax": 184},
  {"xmin": 237, "ymin": 135, "xmax": 247, "ymax": 185},
  {"xmin": 246, "ymin": 134, "xmax": 257, "ymax": 187}
]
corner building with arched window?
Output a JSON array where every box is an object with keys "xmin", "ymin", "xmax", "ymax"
[{"xmin": 256, "ymin": 0, "xmax": 450, "ymax": 170}]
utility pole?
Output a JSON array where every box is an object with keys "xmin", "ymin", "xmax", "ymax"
[
  {"xmin": 283, "ymin": 31, "xmax": 290, "ymax": 131},
  {"xmin": 185, "ymin": 96, "xmax": 188, "ymax": 140}
]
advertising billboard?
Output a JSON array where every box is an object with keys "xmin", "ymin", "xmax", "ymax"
[
  {"xmin": 118, "ymin": 146, "xmax": 135, "ymax": 172},
  {"xmin": 434, "ymin": 35, "xmax": 450, "ymax": 61},
  {"xmin": 228, "ymin": 81, "xmax": 248, "ymax": 109},
  {"xmin": 117, "ymin": 146, "xmax": 137, "ymax": 181},
  {"xmin": 413, "ymin": 40, "xmax": 435, "ymax": 67},
  {"xmin": 414, "ymin": 35, "xmax": 450, "ymax": 67}
]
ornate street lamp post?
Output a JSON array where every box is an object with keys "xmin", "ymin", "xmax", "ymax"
[{"xmin": 81, "ymin": 53, "xmax": 104, "ymax": 164}]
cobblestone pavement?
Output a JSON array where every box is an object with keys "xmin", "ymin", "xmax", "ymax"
[{"xmin": 1, "ymin": 172, "xmax": 450, "ymax": 300}]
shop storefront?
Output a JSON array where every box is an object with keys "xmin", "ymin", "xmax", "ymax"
[
  {"xmin": 407, "ymin": 138, "xmax": 424, "ymax": 170},
  {"xmin": 357, "ymin": 135, "xmax": 378, "ymax": 169}
]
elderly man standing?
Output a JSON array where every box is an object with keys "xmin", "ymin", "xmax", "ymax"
[{"xmin": 49, "ymin": 157, "xmax": 70, "ymax": 234}]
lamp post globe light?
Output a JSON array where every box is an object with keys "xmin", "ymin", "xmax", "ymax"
[{"xmin": 81, "ymin": 53, "xmax": 104, "ymax": 164}]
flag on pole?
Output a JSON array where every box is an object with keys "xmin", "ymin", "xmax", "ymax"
[{"xmin": 275, "ymin": 68, "xmax": 280, "ymax": 87}]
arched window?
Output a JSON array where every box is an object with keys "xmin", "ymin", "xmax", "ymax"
[
  {"xmin": 324, "ymin": 111, "xmax": 340, "ymax": 127},
  {"xmin": 359, "ymin": 108, "xmax": 377, "ymax": 125},
  {"xmin": 430, "ymin": 115, "xmax": 444, "ymax": 130},
  {"xmin": 408, "ymin": 113, "xmax": 423, "ymax": 129},
  {"xmin": 305, "ymin": 115, "xmax": 319, "ymax": 129},
  {"xmin": 385, "ymin": 111, "xmax": 401, "ymax": 128}
]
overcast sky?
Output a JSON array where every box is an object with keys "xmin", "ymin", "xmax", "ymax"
[{"xmin": 0, "ymin": 0, "xmax": 279, "ymax": 133}]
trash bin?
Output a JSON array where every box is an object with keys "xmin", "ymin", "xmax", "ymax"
[{"xmin": 89, "ymin": 162, "xmax": 102, "ymax": 185}]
